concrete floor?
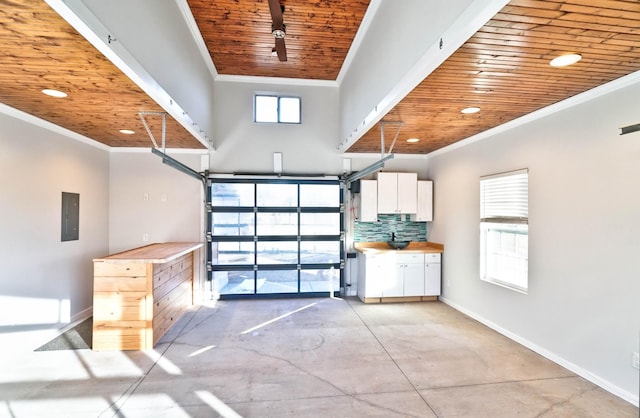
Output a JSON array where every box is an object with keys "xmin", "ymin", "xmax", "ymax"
[{"xmin": 1, "ymin": 297, "xmax": 637, "ymax": 417}]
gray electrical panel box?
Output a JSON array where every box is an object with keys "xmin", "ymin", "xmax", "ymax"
[{"xmin": 61, "ymin": 192, "xmax": 79, "ymax": 241}]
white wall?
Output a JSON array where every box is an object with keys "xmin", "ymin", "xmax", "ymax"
[
  {"xmin": 427, "ymin": 79, "xmax": 640, "ymax": 404},
  {"xmin": 108, "ymin": 151, "xmax": 204, "ymax": 253},
  {"xmin": 0, "ymin": 110, "xmax": 109, "ymax": 327},
  {"xmin": 212, "ymin": 80, "xmax": 341, "ymax": 174}
]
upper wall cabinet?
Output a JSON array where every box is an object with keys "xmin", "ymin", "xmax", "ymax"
[
  {"xmin": 358, "ymin": 179, "xmax": 378, "ymax": 222},
  {"xmin": 414, "ymin": 180, "xmax": 433, "ymax": 222},
  {"xmin": 377, "ymin": 172, "xmax": 417, "ymax": 214}
]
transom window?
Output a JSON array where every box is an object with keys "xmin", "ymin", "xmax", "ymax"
[
  {"xmin": 480, "ymin": 169, "xmax": 529, "ymax": 293},
  {"xmin": 254, "ymin": 95, "xmax": 301, "ymax": 124}
]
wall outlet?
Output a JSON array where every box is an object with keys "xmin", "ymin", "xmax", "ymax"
[
  {"xmin": 142, "ymin": 233, "xmax": 149, "ymax": 242},
  {"xmin": 632, "ymin": 352, "xmax": 639, "ymax": 370}
]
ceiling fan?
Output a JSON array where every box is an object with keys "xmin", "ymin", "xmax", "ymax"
[{"xmin": 268, "ymin": 0, "xmax": 287, "ymax": 61}]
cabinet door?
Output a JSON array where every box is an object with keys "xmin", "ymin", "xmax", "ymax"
[
  {"xmin": 425, "ymin": 262, "xmax": 441, "ymax": 296},
  {"xmin": 403, "ymin": 263, "xmax": 425, "ymax": 296},
  {"xmin": 376, "ymin": 172, "xmax": 397, "ymax": 214},
  {"xmin": 361, "ymin": 253, "xmax": 394, "ymax": 298},
  {"xmin": 415, "ymin": 180, "xmax": 433, "ymax": 222},
  {"xmin": 382, "ymin": 264, "xmax": 403, "ymax": 297},
  {"xmin": 358, "ymin": 180, "xmax": 378, "ymax": 222},
  {"xmin": 397, "ymin": 173, "xmax": 417, "ymax": 213}
]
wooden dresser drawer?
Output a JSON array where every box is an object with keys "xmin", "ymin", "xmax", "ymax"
[
  {"xmin": 93, "ymin": 291, "xmax": 148, "ymax": 321},
  {"xmin": 94, "ymin": 262, "xmax": 147, "ymax": 277},
  {"xmin": 92, "ymin": 321, "xmax": 150, "ymax": 351},
  {"xmin": 94, "ymin": 275, "xmax": 148, "ymax": 292}
]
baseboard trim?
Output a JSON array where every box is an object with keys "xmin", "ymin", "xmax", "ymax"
[
  {"xmin": 439, "ymin": 296, "xmax": 639, "ymax": 407},
  {"xmin": 59, "ymin": 306, "xmax": 93, "ymax": 334},
  {"xmin": 71, "ymin": 306, "xmax": 92, "ymax": 323}
]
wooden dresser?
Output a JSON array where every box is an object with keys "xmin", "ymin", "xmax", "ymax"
[{"xmin": 92, "ymin": 242, "xmax": 203, "ymax": 351}]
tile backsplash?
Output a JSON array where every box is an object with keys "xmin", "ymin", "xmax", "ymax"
[{"xmin": 354, "ymin": 214, "xmax": 427, "ymax": 242}]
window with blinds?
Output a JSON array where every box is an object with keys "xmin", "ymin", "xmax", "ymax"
[{"xmin": 480, "ymin": 169, "xmax": 529, "ymax": 292}]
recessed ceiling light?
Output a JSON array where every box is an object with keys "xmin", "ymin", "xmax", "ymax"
[
  {"xmin": 41, "ymin": 89, "xmax": 67, "ymax": 98},
  {"xmin": 406, "ymin": 138, "xmax": 420, "ymax": 143},
  {"xmin": 550, "ymin": 53, "xmax": 582, "ymax": 67},
  {"xmin": 119, "ymin": 129, "xmax": 135, "ymax": 135},
  {"xmin": 461, "ymin": 107, "xmax": 480, "ymax": 114}
]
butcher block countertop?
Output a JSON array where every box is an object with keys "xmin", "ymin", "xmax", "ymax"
[
  {"xmin": 94, "ymin": 242, "xmax": 203, "ymax": 264},
  {"xmin": 355, "ymin": 241, "xmax": 444, "ymax": 254}
]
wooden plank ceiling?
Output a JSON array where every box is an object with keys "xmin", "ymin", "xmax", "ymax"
[
  {"xmin": 0, "ymin": 0, "xmax": 203, "ymax": 149},
  {"xmin": 348, "ymin": 0, "xmax": 640, "ymax": 154},
  {"xmin": 187, "ymin": 0, "xmax": 371, "ymax": 80},
  {"xmin": 0, "ymin": 1, "xmax": 639, "ymax": 153}
]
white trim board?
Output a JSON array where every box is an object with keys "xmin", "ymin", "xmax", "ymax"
[
  {"xmin": 111, "ymin": 147, "xmax": 209, "ymax": 155},
  {"xmin": 439, "ymin": 296, "xmax": 639, "ymax": 407},
  {"xmin": 215, "ymin": 74, "xmax": 337, "ymax": 88}
]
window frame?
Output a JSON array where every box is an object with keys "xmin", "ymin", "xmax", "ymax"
[
  {"xmin": 479, "ymin": 169, "xmax": 529, "ymax": 293},
  {"xmin": 253, "ymin": 94, "xmax": 301, "ymax": 124}
]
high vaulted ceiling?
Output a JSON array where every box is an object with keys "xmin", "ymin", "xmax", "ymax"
[{"xmin": 0, "ymin": 1, "xmax": 639, "ymax": 154}]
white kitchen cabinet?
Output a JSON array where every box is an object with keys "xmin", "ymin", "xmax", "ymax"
[
  {"xmin": 397, "ymin": 253, "xmax": 425, "ymax": 296},
  {"xmin": 357, "ymin": 252, "xmax": 394, "ymax": 300},
  {"xmin": 414, "ymin": 180, "xmax": 433, "ymax": 222},
  {"xmin": 357, "ymin": 250, "xmax": 443, "ymax": 302},
  {"xmin": 358, "ymin": 180, "xmax": 377, "ymax": 222},
  {"xmin": 424, "ymin": 253, "xmax": 441, "ymax": 296},
  {"xmin": 377, "ymin": 172, "xmax": 417, "ymax": 214}
]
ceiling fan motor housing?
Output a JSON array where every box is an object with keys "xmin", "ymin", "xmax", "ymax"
[{"xmin": 272, "ymin": 24, "xmax": 286, "ymax": 38}]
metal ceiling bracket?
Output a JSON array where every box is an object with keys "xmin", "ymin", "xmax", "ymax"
[
  {"xmin": 380, "ymin": 121, "xmax": 404, "ymax": 156},
  {"xmin": 620, "ymin": 123, "xmax": 640, "ymax": 135},
  {"xmin": 344, "ymin": 120, "xmax": 401, "ymax": 184},
  {"xmin": 151, "ymin": 147, "xmax": 204, "ymax": 182},
  {"xmin": 144, "ymin": 110, "xmax": 206, "ymax": 186},
  {"xmin": 138, "ymin": 111, "xmax": 167, "ymax": 151}
]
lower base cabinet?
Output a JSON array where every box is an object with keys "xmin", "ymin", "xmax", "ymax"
[{"xmin": 358, "ymin": 252, "xmax": 442, "ymax": 303}]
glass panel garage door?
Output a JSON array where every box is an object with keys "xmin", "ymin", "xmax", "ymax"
[{"xmin": 208, "ymin": 179, "xmax": 343, "ymax": 299}]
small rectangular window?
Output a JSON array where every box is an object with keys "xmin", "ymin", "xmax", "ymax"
[
  {"xmin": 254, "ymin": 94, "xmax": 301, "ymax": 124},
  {"xmin": 480, "ymin": 169, "xmax": 528, "ymax": 292}
]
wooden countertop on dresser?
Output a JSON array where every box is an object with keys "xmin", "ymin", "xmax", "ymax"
[
  {"xmin": 93, "ymin": 242, "xmax": 203, "ymax": 264},
  {"xmin": 354, "ymin": 241, "xmax": 444, "ymax": 254}
]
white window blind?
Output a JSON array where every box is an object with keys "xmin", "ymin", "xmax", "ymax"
[
  {"xmin": 480, "ymin": 169, "xmax": 529, "ymax": 293},
  {"xmin": 480, "ymin": 169, "xmax": 528, "ymax": 223}
]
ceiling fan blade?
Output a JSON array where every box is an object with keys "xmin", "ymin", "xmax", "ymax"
[
  {"xmin": 268, "ymin": 0, "xmax": 284, "ymax": 29},
  {"xmin": 275, "ymin": 37, "xmax": 287, "ymax": 62}
]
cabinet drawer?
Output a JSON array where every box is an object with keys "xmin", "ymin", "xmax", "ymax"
[
  {"xmin": 94, "ymin": 262, "xmax": 147, "ymax": 277},
  {"xmin": 92, "ymin": 321, "xmax": 150, "ymax": 351},
  {"xmin": 93, "ymin": 291, "xmax": 148, "ymax": 321},
  {"xmin": 154, "ymin": 267, "xmax": 192, "ymax": 299},
  {"xmin": 425, "ymin": 253, "xmax": 441, "ymax": 263},
  {"xmin": 396, "ymin": 253, "xmax": 424, "ymax": 264},
  {"xmin": 94, "ymin": 275, "xmax": 148, "ymax": 292}
]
